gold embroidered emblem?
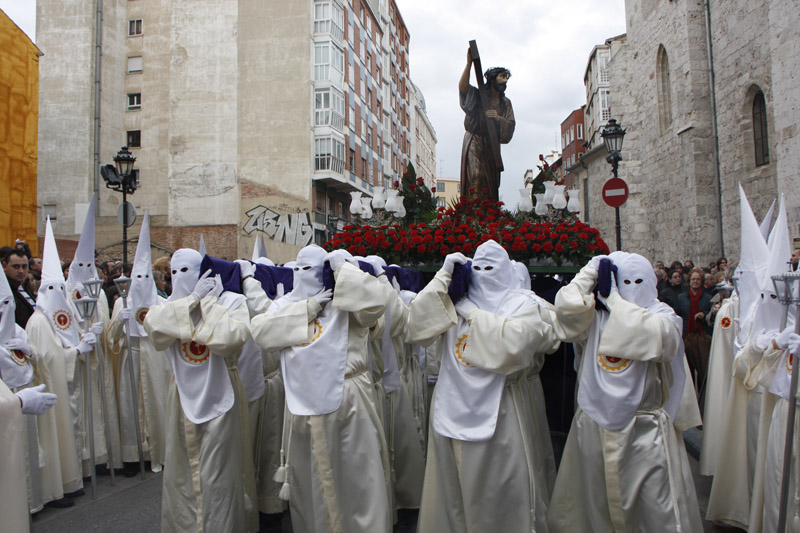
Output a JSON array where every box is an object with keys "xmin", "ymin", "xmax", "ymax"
[
  {"xmin": 720, "ymin": 316, "xmax": 731, "ymax": 329},
  {"xmin": 10, "ymin": 350, "xmax": 26, "ymax": 365},
  {"xmin": 181, "ymin": 341, "xmax": 210, "ymax": 364},
  {"xmin": 787, "ymin": 353, "xmax": 794, "ymax": 374},
  {"xmin": 136, "ymin": 307, "xmax": 149, "ymax": 325},
  {"xmin": 300, "ymin": 319, "xmax": 322, "ymax": 347},
  {"xmin": 598, "ymin": 353, "xmax": 632, "ymax": 373},
  {"xmin": 53, "ymin": 310, "xmax": 72, "ymax": 331},
  {"xmin": 455, "ymin": 333, "xmax": 471, "ymax": 367}
]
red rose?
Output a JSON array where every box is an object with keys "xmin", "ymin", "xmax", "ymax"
[
  {"xmin": 358, "ymin": 245, "xmax": 367, "ymax": 255},
  {"xmin": 570, "ymin": 241, "xmax": 579, "ymax": 249},
  {"xmin": 431, "ymin": 187, "xmax": 436, "ymax": 193},
  {"xmin": 532, "ymin": 243, "xmax": 542, "ymax": 252},
  {"xmin": 348, "ymin": 245, "xmax": 358, "ymax": 254},
  {"xmin": 463, "ymin": 243, "xmax": 473, "ymax": 253},
  {"xmin": 555, "ymin": 243, "xmax": 564, "ymax": 253},
  {"xmin": 543, "ymin": 242, "xmax": 554, "ymax": 252},
  {"xmin": 559, "ymin": 234, "xmax": 568, "ymax": 242},
  {"xmin": 578, "ymin": 232, "xmax": 588, "ymax": 240}
]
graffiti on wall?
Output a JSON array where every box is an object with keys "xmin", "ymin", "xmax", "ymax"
[{"xmin": 243, "ymin": 206, "xmax": 314, "ymax": 247}]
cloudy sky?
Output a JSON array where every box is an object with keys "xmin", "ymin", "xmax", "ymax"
[{"xmin": 1, "ymin": 0, "xmax": 627, "ymax": 208}]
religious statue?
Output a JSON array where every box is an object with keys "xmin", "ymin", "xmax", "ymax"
[{"xmin": 459, "ymin": 41, "xmax": 515, "ymax": 202}]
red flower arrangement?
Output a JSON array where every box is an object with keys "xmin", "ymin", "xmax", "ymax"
[{"xmin": 324, "ymin": 193, "xmax": 609, "ymax": 266}]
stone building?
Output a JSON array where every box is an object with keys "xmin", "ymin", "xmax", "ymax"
[
  {"xmin": 0, "ymin": 10, "xmax": 41, "ymax": 254},
  {"xmin": 36, "ymin": 0, "xmax": 426, "ymax": 264},
  {"xmin": 569, "ymin": 0, "xmax": 799, "ymax": 264},
  {"xmin": 410, "ymin": 81, "xmax": 437, "ymax": 189}
]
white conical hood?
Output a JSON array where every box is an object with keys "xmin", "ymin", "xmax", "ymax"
[
  {"xmin": 751, "ymin": 197, "xmax": 792, "ymax": 334},
  {"xmin": 737, "ymin": 184, "xmax": 771, "ymax": 343},
  {"xmin": 468, "ymin": 240, "xmax": 514, "ymax": 313},
  {"xmin": 38, "ymin": 218, "xmax": 81, "ymax": 347},
  {"xmin": 252, "ymin": 233, "xmax": 269, "ymax": 262},
  {"xmin": 759, "ymin": 198, "xmax": 776, "ymax": 241},
  {"xmin": 128, "ymin": 209, "xmax": 159, "ymax": 337},
  {"xmin": 199, "ymin": 234, "xmax": 207, "ymax": 256},
  {"xmin": 0, "ymin": 265, "xmax": 16, "ymax": 342},
  {"xmin": 67, "ymin": 194, "xmax": 99, "ymax": 300}
]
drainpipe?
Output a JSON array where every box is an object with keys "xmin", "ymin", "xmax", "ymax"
[
  {"xmin": 704, "ymin": 0, "xmax": 724, "ymax": 256},
  {"xmin": 93, "ymin": 0, "xmax": 103, "ymax": 214}
]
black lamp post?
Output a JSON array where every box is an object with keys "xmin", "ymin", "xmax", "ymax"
[
  {"xmin": 601, "ymin": 119, "xmax": 626, "ymax": 250},
  {"xmin": 100, "ymin": 147, "xmax": 137, "ymax": 266}
]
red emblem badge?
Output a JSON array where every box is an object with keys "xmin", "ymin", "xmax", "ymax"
[
  {"xmin": 598, "ymin": 353, "xmax": 632, "ymax": 372},
  {"xmin": 53, "ymin": 310, "xmax": 72, "ymax": 330},
  {"xmin": 455, "ymin": 334, "xmax": 471, "ymax": 367},
  {"xmin": 10, "ymin": 350, "xmax": 26, "ymax": 365},
  {"xmin": 136, "ymin": 307, "xmax": 149, "ymax": 325},
  {"xmin": 720, "ymin": 316, "xmax": 731, "ymax": 329},
  {"xmin": 181, "ymin": 341, "xmax": 210, "ymax": 364}
]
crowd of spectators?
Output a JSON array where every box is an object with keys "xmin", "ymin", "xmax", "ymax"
[{"xmin": 1, "ymin": 240, "xmax": 173, "ymax": 329}]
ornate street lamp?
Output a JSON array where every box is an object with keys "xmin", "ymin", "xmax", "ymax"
[
  {"xmin": 601, "ymin": 119, "xmax": 627, "ymax": 249},
  {"xmin": 101, "ymin": 147, "xmax": 138, "ymax": 266}
]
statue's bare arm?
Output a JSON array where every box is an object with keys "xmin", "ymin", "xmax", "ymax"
[{"xmin": 459, "ymin": 49, "xmax": 472, "ymax": 95}]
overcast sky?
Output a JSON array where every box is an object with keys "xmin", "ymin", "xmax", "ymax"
[{"xmin": 1, "ymin": 0, "xmax": 627, "ymax": 209}]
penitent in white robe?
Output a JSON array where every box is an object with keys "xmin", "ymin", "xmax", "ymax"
[
  {"xmin": 250, "ymin": 263, "xmax": 391, "ymax": 533},
  {"xmin": 0, "ymin": 380, "xmax": 28, "ymax": 533},
  {"xmin": 144, "ymin": 292, "xmax": 253, "ymax": 533},
  {"xmin": 27, "ymin": 309, "xmax": 83, "ymax": 499},
  {"xmin": 545, "ymin": 265, "xmax": 703, "ymax": 533},
  {"xmin": 106, "ymin": 296, "xmax": 170, "ymax": 468},
  {"xmin": 408, "ymin": 269, "xmax": 557, "ymax": 533},
  {"xmin": 700, "ymin": 294, "xmax": 738, "ymax": 475}
]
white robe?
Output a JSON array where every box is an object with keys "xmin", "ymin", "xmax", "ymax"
[
  {"xmin": 107, "ymin": 296, "xmax": 170, "ymax": 468},
  {"xmin": 250, "ymin": 263, "xmax": 391, "ymax": 533},
  {"xmin": 700, "ymin": 295, "xmax": 738, "ymax": 475},
  {"xmin": 0, "ymin": 381, "xmax": 28, "ymax": 533},
  {"xmin": 144, "ymin": 292, "xmax": 255, "ymax": 533},
  {"xmin": 545, "ymin": 265, "xmax": 703, "ymax": 532},
  {"xmin": 407, "ymin": 270, "xmax": 557, "ymax": 533}
]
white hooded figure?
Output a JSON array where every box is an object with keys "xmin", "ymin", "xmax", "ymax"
[
  {"xmin": 143, "ymin": 248, "xmax": 258, "ymax": 532},
  {"xmin": 545, "ymin": 251, "xmax": 703, "ymax": 532},
  {"xmin": 107, "ymin": 210, "xmax": 170, "ymax": 470},
  {"xmin": 252, "ymin": 233, "xmax": 275, "ymax": 266},
  {"xmin": 27, "ymin": 218, "xmax": 98, "ymax": 502},
  {"xmin": 407, "ymin": 240, "xmax": 558, "ymax": 533},
  {"xmin": 706, "ymin": 189, "xmax": 785, "ymax": 529},
  {"xmin": 65, "ymin": 194, "xmax": 121, "ymax": 476},
  {"xmin": 250, "ymin": 245, "xmax": 392, "ymax": 533}
]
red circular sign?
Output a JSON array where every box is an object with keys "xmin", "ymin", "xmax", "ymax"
[{"xmin": 602, "ymin": 177, "xmax": 629, "ymax": 208}]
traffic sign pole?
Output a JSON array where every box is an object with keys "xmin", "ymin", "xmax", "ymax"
[{"xmin": 602, "ymin": 177, "xmax": 629, "ymax": 251}]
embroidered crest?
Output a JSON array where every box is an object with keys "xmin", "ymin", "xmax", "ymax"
[
  {"xmin": 720, "ymin": 316, "xmax": 731, "ymax": 329},
  {"xmin": 787, "ymin": 353, "xmax": 794, "ymax": 374},
  {"xmin": 455, "ymin": 333, "xmax": 472, "ymax": 367},
  {"xmin": 71, "ymin": 288, "xmax": 82, "ymax": 301},
  {"xmin": 300, "ymin": 319, "xmax": 323, "ymax": 347},
  {"xmin": 10, "ymin": 350, "xmax": 26, "ymax": 366},
  {"xmin": 597, "ymin": 353, "xmax": 632, "ymax": 373},
  {"xmin": 136, "ymin": 307, "xmax": 149, "ymax": 325},
  {"xmin": 53, "ymin": 310, "xmax": 72, "ymax": 331},
  {"xmin": 181, "ymin": 341, "xmax": 210, "ymax": 364}
]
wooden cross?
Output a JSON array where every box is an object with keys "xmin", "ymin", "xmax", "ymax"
[{"xmin": 469, "ymin": 40, "xmax": 504, "ymax": 173}]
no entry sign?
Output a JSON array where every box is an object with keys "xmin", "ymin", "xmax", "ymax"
[{"xmin": 602, "ymin": 177, "xmax": 629, "ymax": 208}]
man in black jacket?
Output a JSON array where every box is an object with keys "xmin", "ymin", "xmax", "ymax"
[{"xmin": 2, "ymin": 248, "xmax": 36, "ymax": 327}]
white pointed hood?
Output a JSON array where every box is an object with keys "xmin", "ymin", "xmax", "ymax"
[
  {"xmin": 608, "ymin": 251, "xmax": 659, "ymax": 310},
  {"xmin": 288, "ymin": 245, "xmax": 328, "ymax": 301},
  {"xmin": 759, "ymin": 198, "xmax": 776, "ymax": 241},
  {"xmin": 38, "ymin": 218, "xmax": 81, "ymax": 347},
  {"xmin": 751, "ymin": 196, "xmax": 793, "ymax": 334},
  {"xmin": 168, "ymin": 249, "xmax": 203, "ymax": 301},
  {"xmin": 737, "ymin": 184, "xmax": 770, "ymax": 343},
  {"xmin": 0, "ymin": 266, "xmax": 16, "ymax": 342},
  {"xmin": 128, "ymin": 210, "xmax": 159, "ymax": 337},
  {"xmin": 67, "ymin": 194, "xmax": 99, "ymax": 301},
  {"xmin": 198, "ymin": 234, "xmax": 207, "ymax": 257},
  {"xmin": 468, "ymin": 240, "xmax": 514, "ymax": 313},
  {"xmin": 251, "ymin": 233, "xmax": 274, "ymax": 266}
]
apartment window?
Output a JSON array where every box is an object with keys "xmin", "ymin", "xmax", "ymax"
[
  {"xmin": 315, "ymin": 87, "xmax": 345, "ymax": 130},
  {"xmin": 365, "ymin": 52, "xmax": 372, "ymax": 77},
  {"xmin": 348, "ymin": 106, "xmax": 355, "ymax": 129},
  {"xmin": 349, "ymin": 149, "xmax": 355, "ymax": 171},
  {"xmin": 128, "ymin": 19, "xmax": 143, "ymax": 37},
  {"xmin": 753, "ymin": 90, "xmax": 770, "ymax": 167},
  {"xmin": 438, "ymin": 182, "xmax": 445, "ymax": 192},
  {"xmin": 600, "ymin": 89, "xmax": 611, "ymax": 121},
  {"xmin": 127, "ymin": 130, "xmax": 141, "ymax": 148},
  {"xmin": 577, "ymin": 123, "xmax": 584, "ymax": 140},
  {"xmin": 127, "ymin": 56, "xmax": 143, "ymax": 73},
  {"xmin": 367, "ymin": 126, "xmax": 372, "ymax": 149},
  {"xmin": 314, "ymin": 42, "xmax": 344, "ymax": 85},
  {"xmin": 361, "ymin": 119, "xmax": 366, "ymax": 141},
  {"xmin": 314, "ymin": 136, "xmax": 345, "ymax": 174},
  {"xmin": 127, "ymin": 93, "xmax": 141, "ymax": 110},
  {"xmin": 570, "ymin": 126, "xmax": 575, "ymax": 143},
  {"xmin": 313, "ymin": 1, "xmax": 344, "ymax": 40}
]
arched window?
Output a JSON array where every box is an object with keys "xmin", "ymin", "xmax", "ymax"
[
  {"xmin": 753, "ymin": 91, "xmax": 769, "ymax": 166},
  {"xmin": 656, "ymin": 46, "xmax": 672, "ymax": 132}
]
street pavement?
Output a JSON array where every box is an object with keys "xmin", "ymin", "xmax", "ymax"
[{"xmin": 31, "ymin": 432, "xmax": 745, "ymax": 532}]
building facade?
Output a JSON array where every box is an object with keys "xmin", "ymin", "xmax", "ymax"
[
  {"xmin": 410, "ymin": 81, "xmax": 437, "ymax": 189},
  {"xmin": 37, "ymin": 0, "xmax": 422, "ymax": 263},
  {"xmin": 434, "ymin": 176, "xmax": 460, "ymax": 208},
  {"xmin": 570, "ymin": 0, "xmax": 798, "ymax": 263},
  {"xmin": 0, "ymin": 10, "xmax": 40, "ymax": 254},
  {"xmin": 560, "ymin": 107, "xmax": 585, "ymax": 188}
]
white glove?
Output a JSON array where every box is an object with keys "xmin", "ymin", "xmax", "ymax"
[
  {"xmin": 455, "ymin": 297, "xmax": 477, "ymax": 319},
  {"xmin": 788, "ymin": 336, "xmax": 800, "ymax": 358},
  {"xmin": 275, "ymin": 283, "xmax": 285, "ymax": 298},
  {"xmin": 755, "ymin": 329, "xmax": 776, "ymax": 351},
  {"xmin": 209, "ymin": 274, "xmax": 224, "ymax": 299},
  {"xmin": 191, "ymin": 270, "xmax": 216, "ymax": 301},
  {"xmin": 587, "ymin": 254, "xmax": 609, "ymax": 272},
  {"xmin": 442, "ymin": 252, "xmax": 468, "ymax": 275},
  {"xmin": 312, "ymin": 288, "xmax": 333, "ymax": 307},
  {"xmin": 235, "ymin": 259, "xmax": 255, "ymax": 280},
  {"xmin": 775, "ymin": 327, "xmax": 800, "ymax": 351},
  {"xmin": 325, "ymin": 250, "xmax": 353, "ymax": 272},
  {"xmin": 76, "ymin": 332, "xmax": 97, "ymax": 355},
  {"xmin": 391, "ymin": 277, "xmax": 402, "ymax": 293},
  {"xmin": 16, "ymin": 384, "xmax": 58, "ymax": 415},
  {"xmin": 119, "ymin": 307, "xmax": 132, "ymax": 322},
  {"xmin": 90, "ymin": 321, "xmax": 103, "ymax": 336},
  {"xmin": 4, "ymin": 337, "xmax": 30, "ymax": 355}
]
